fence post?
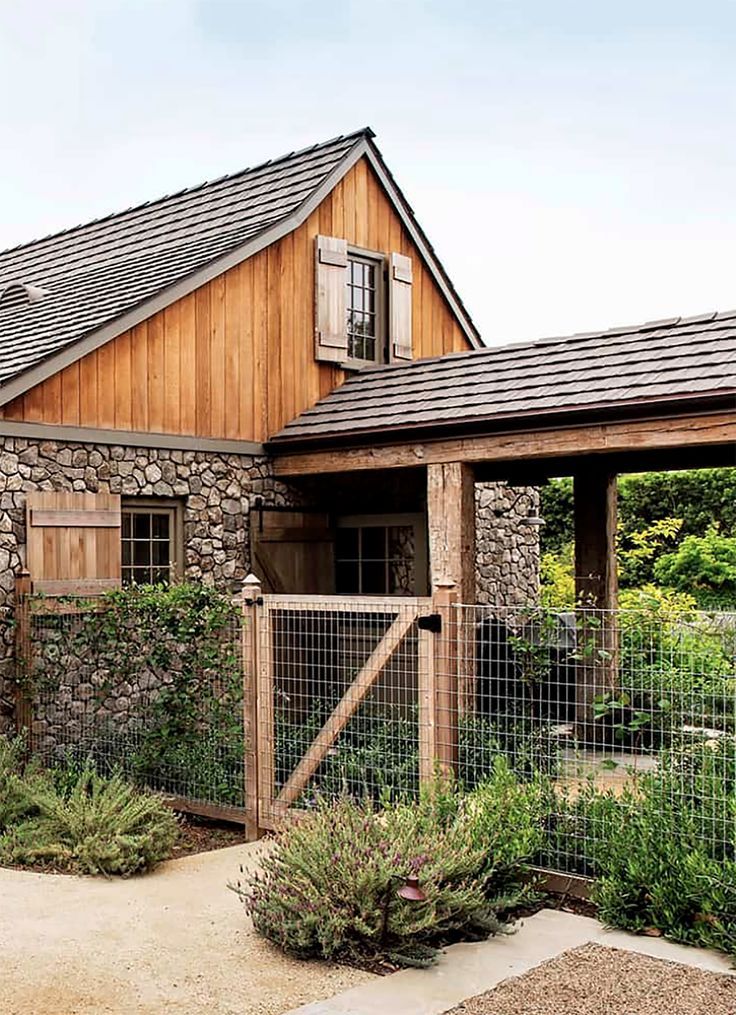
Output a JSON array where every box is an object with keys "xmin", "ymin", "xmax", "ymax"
[
  {"xmin": 431, "ymin": 579, "xmax": 459, "ymax": 781},
  {"xmin": 242, "ymin": 573, "xmax": 263, "ymax": 841},
  {"xmin": 14, "ymin": 570, "xmax": 33, "ymax": 748}
]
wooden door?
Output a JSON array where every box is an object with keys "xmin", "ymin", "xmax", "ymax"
[{"xmin": 250, "ymin": 507, "xmax": 335, "ymax": 593}]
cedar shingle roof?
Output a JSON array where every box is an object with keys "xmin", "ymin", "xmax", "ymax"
[
  {"xmin": 271, "ymin": 311, "xmax": 736, "ymax": 446},
  {"xmin": 0, "ymin": 130, "xmax": 370, "ymax": 387}
]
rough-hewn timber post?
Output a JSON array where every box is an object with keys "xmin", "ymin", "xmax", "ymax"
[
  {"xmin": 14, "ymin": 570, "xmax": 33, "ymax": 748},
  {"xmin": 573, "ymin": 469, "xmax": 619, "ymax": 742},
  {"xmin": 242, "ymin": 573, "xmax": 263, "ymax": 841},
  {"xmin": 431, "ymin": 579, "xmax": 459, "ymax": 780},
  {"xmin": 427, "ymin": 462, "xmax": 476, "ymax": 713}
]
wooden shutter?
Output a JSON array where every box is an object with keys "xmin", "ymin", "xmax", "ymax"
[
  {"xmin": 389, "ymin": 252, "xmax": 413, "ymax": 361},
  {"xmin": 25, "ymin": 492, "xmax": 122, "ymax": 595},
  {"xmin": 314, "ymin": 235, "xmax": 348, "ymax": 363},
  {"xmin": 251, "ymin": 507, "xmax": 334, "ymax": 593}
]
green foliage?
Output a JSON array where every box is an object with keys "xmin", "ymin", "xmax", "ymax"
[
  {"xmin": 618, "ymin": 517, "xmax": 683, "ymax": 589},
  {"xmin": 274, "ymin": 702, "xmax": 560, "ymax": 805},
  {"xmin": 654, "ymin": 528, "xmax": 736, "ymax": 607},
  {"xmin": 541, "ymin": 469, "xmax": 736, "ymax": 556},
  {"xmin": 539, "ymin": 543, "xmax": 575, "ymax": 609},
  {"xmin": 30, "ymin": 582, "xmax": 244, "ymax": 804},
  {"xmin": 590, "ymin": 748, "xmax": 736, "ymax": 956},
  {"xmin": 0, "ymin": 744, "xmax": 178, "ymax": 876},
  {"xmin": 0, "ymin": 736, "xmax": 42, "ymax": 829},
  {"xmin": 232, "ymin": 762, "xmax": 545, "ymax": 967}
]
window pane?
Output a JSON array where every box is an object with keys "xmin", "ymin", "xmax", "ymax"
[
  {"xmin": 361, "ymin": 560, "xmax": 386, "ymax": 594},
  {"xmin": 152, "ymin": 540, "xmax": 171, "ymax": 565},
  {"xmin": 151, "ymin": 513, "xmax": 171, "ymax": 540},
  {"xmin": 132, "ymin": 541, "xmax": 151, "ymax": 567},
  {"xmin": 362, "ymin": 527, "xmax": 386, "ymax": 560},
  {"xmin": 336, "ymin": 527, "xmax": 359, "ymax": 559},
  {"xmin": 122, "ymin": 513, "xmax": 131, "ymax": 539},
  {"xmin": 132, "ymin": 513, "xmax": 150, "ymax": 539},
  {"xmin": 336, "ymin": 560, "xmax": 360, "ymax": 594}
]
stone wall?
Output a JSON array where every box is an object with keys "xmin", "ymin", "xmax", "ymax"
[
  {"xmin": 475, "ymin": 483, "xmax": 540, "ymax": 606},
  {"xmin": 0, "ymin": 434, "xmax": 297, "ymax": 729}
]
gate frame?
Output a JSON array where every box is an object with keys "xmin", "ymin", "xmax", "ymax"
[{"xmin": 241, "ymin": 576, "xmax": 459, "ymax": 840}]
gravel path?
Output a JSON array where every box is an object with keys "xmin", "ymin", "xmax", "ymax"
[
  {"xmin": 0, "ymin": 843, "xmax": 373, "ymax": 1015},
  {"xmin": 447, "ymin": 942, "xmax": 736, "ymax": 1015}
]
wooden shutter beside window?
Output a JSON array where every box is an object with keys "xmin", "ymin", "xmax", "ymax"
[
  {"xmin": 389, "ymin": 252, "xmax": 413, "ymax": 361},
  {"xmin": 315, "ymin": 235, "xmax": 349, "ymax": 363},
  {"xmin": 25, "ymin": 491, "xmax": 122, "ymax": 595}
]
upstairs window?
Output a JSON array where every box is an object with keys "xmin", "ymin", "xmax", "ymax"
[
  {"xmin": 315, "ymin": 235, "xmax": 413, "ymax": 367},
  {"xmin": 346, "ymin": 254, "xmax": 382, "ymax": 363},
  {"xmin": 121, "ymin": 499, "xmax": 183, "ymax": 585}
]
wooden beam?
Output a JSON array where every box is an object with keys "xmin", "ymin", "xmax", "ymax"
[
  {"xmin": 574, "ymin": 471, "xmax": 618, "ymax": 610},
  {"xmin": 573, "ymin": 470, "xmax": 618, "ymax": 741},
  {"xmin": 273, "ymin": 609, "xmax": 416, "ymax": 813},
  {"xmin": 426, "ymin": 462, "xmax": 476, "ymax": 602},
  {"xmin": 272, "ymin": 410, "xmax": 736, "ymax": 477}
]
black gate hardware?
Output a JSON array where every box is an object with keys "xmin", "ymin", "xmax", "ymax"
[{"xmin": 417, "ymin": 613, "xmax": 442, "ymax": 633}]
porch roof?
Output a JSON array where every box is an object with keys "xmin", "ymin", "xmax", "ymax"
[{"xmin": 271, "ymin": 309, "xmax": 736, "ymax": 450}]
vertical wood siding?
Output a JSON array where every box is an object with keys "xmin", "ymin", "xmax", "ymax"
[{"xmin": 1, "ymin": 159, "xmax": 473, "ymax": 441}]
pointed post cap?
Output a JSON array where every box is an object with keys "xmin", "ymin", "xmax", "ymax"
[{"xmin": 243, "ymin": 573, "xmax": 261, "ymax": 587}]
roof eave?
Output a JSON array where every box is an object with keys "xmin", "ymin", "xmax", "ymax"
[{"xmin": 268, "ymin": 389, "xmax": 736, "ymax": 454}]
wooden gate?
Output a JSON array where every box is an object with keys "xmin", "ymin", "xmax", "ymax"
[{"xmin": 240, "ymin": 579, "xmax": 459, "ymax": 839}]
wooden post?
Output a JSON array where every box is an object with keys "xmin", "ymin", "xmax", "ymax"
[
  {"xmin": 242, "ymin": 573, "xmax": 263, "ymax": 841},
  {"xmin": 14, "ymin": 571, "xmax": 33, "ymax": 747},
  {"xmin": 432, "ymin": 580, "xmax": 459, "ymax": 780},
  {"xmin": 573, "ymin": 470, "xmax": 619, "ymax": 741},
  {"xmin": 427, "ymin": 462, "xmax": 476, "ymax": 713}
]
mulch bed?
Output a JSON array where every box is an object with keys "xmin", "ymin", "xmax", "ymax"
[
  {"xmin": 171, "ymin": 814, "xmax": 246, "ymax": 857},
  {"xmin": 446, "ymin": 943, "xmax": 736, "ymax": 1015}
]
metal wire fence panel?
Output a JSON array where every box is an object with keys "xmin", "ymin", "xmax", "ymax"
[
  {"xmin": 20, "ymin": 596, "xmax": 245, "ymax": 812},
  {"xmin": 454, "ymin": 602, "xmax": 736, "ymax": 876}
]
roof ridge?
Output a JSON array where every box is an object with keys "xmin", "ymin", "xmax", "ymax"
[{"xmin": 0, "ymin": 127, "xmax": 374, "ymax": 261}]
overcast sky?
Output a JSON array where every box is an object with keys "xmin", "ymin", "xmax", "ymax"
[{"xmin": 2, "ymin": 1, "xmax": 736, "ymax": 346}]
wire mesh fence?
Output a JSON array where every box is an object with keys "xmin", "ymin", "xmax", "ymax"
[
  {"xmin": 17, "ymin": 594, "xmax": 245, "ymax": 812},
  {"xmin": 455, "ymin": 602, "xmax": 736, "ymax": 875},
  {"xmin": 8, "ymin": 588, "xmax": 736, "ymax": 879}
]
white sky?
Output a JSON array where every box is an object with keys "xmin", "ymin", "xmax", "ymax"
[{"xmin": 2, "ymin": 0, "xmax": 736, "ymax": 346}]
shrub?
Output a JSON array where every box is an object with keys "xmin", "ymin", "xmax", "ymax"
[
  {"xmin": 654, "ymin": 528, "xmax": 736, "ymax": 608},
  {"xmin": 232, "ymin": 761, "xmax": 546, "ymax": 967},
  {"xmin": 0, "ymin": 759, "xmax": 179, "ymax": 876},
  {"xmin": 591, "ymin": 767, "xmax": 736, "ymax": 956},
  {"xmin": 0, "ymin": 735, "xmax": 43, "ymax": 830}
]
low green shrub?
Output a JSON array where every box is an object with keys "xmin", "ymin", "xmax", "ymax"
[
  {"xmin": 0, "ymin": 744, "xmax": 178, "ymax": 876},
  {"xmin": 0, "ymin": 736, "xmax": 39, "ymax": 829},
  {"xmin": 232, "ymin": 761, "xmax": 546, "ymax": 967},
  {"xmin": 591, "ymin": 773, "xmax": 736, "ymax": 956}
]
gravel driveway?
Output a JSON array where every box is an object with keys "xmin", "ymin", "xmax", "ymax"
[{"xmin": 0, "ymin": 843, "xmax": 373, "ymax": 1015}]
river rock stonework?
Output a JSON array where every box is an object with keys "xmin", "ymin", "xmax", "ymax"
[
  {"xmin": 0, "ymin": 434, "xmax": 296, "ymax": 731},
  {"xmin": 475, "ymin": 483, "xmax": 540, "ymax": 606}
]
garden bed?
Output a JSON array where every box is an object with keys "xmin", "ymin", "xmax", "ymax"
[{"xmin": 446, "ymin": 943, "xmax": 736, "ymax": 1015}]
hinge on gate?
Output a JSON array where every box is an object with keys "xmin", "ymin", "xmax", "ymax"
[{"xmin": 417, "ymin": 613, "xmax": 442, "ymax": 633}]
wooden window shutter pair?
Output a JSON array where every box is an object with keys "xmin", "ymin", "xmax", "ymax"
[{"xmin": 314, "ymin": 235, "xmax": 414, "ymax": 364}]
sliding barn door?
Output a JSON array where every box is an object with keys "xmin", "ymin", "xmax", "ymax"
[
  {"xmin": 250, "ymin": 507, "xmax": 334, "ymax": 594},
  {"xmin": 25, "ymin": 492, "xmax": 122, "ymax": 595}
]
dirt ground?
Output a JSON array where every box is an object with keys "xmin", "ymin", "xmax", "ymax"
[
  {"xmin": 0, "ymin": 842, "xmax": 374, "ymax": 1015},
  {"xmin": 447, "ymin": 942, "xmax": 736, "ymax": 1015}
]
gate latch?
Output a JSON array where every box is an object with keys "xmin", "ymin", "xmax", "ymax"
[{"xmin": 417, "ymin": 613, "xmax": 442, "ymax": 633}]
